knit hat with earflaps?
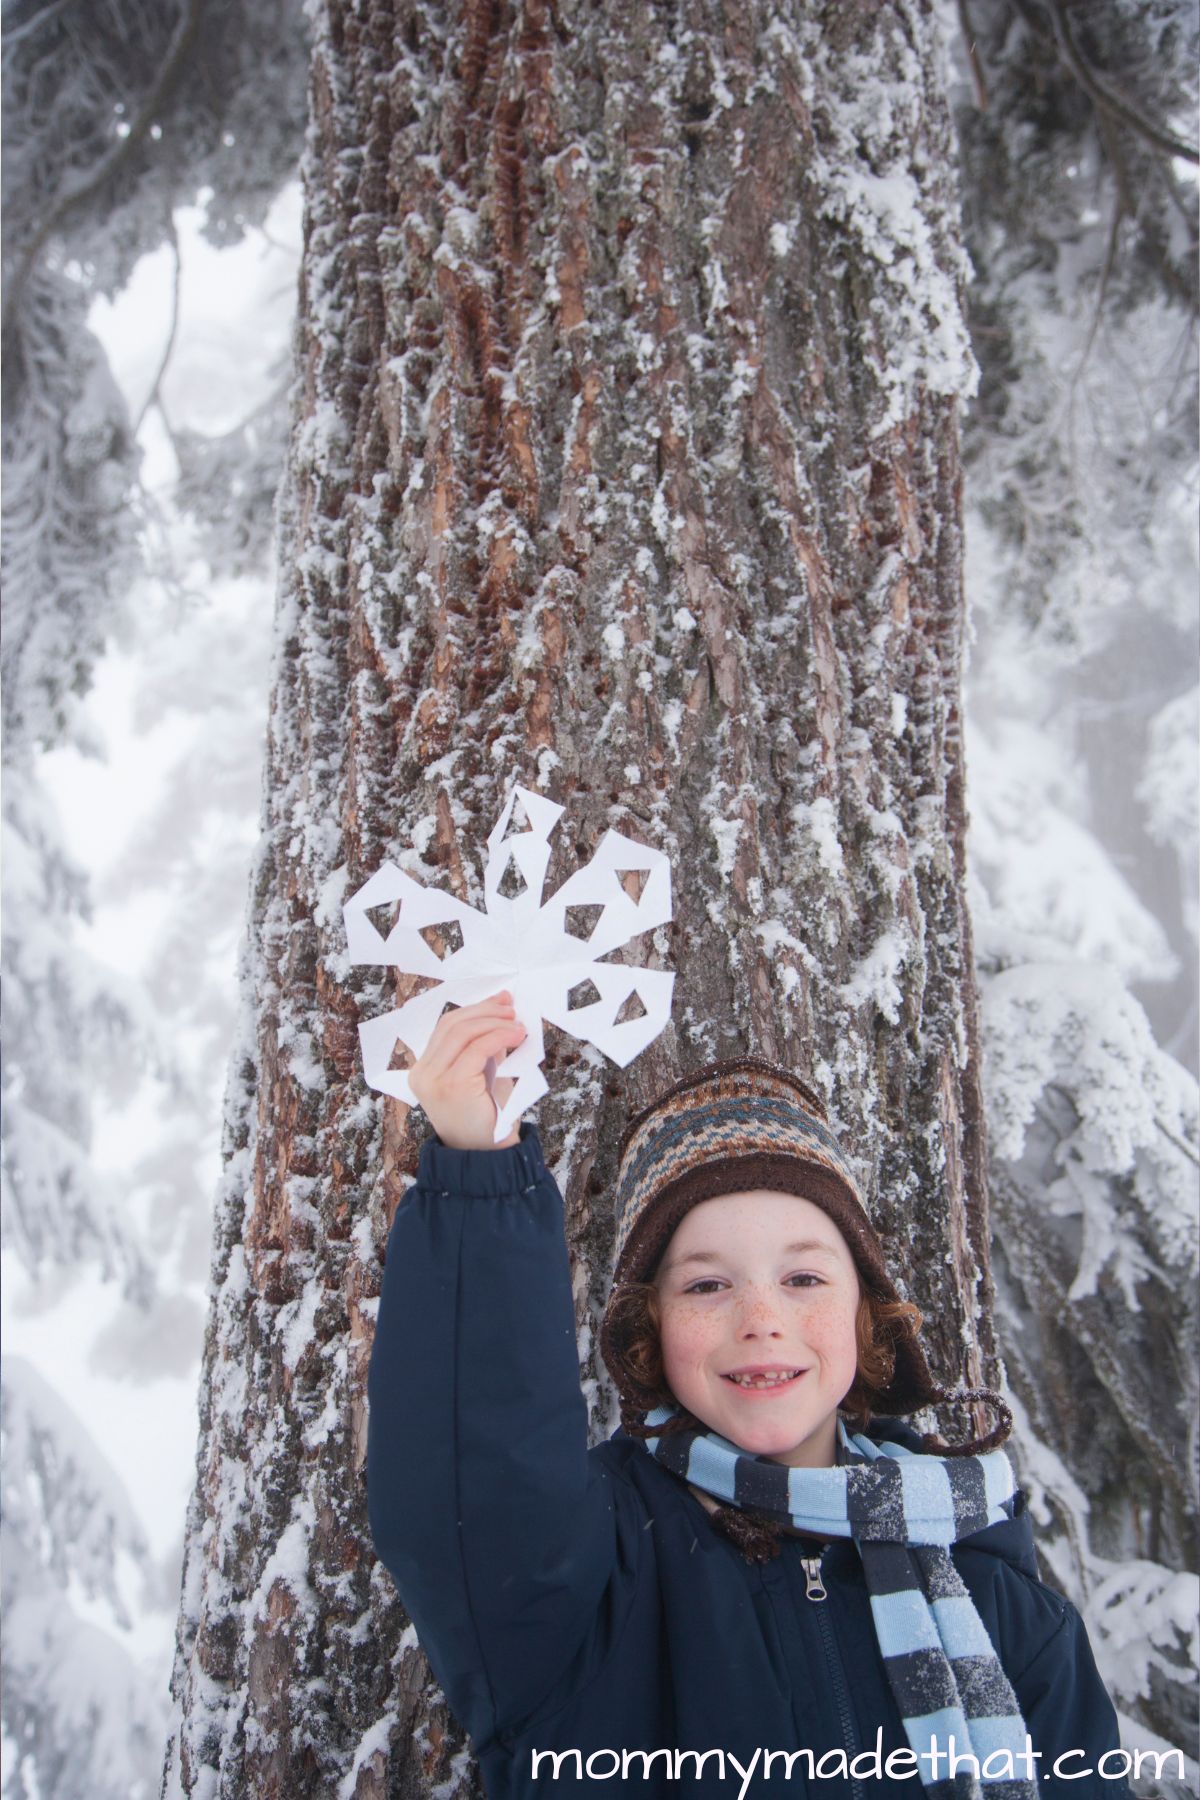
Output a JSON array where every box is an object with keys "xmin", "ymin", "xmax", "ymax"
[{"xmin": 599, "ymin": 1057, "xmax": 946, "ymax": 1426}]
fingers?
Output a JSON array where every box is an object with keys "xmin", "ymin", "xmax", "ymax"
[
  {"xmin": 411, "ymin": 993, "xmax": 526, "ymax": 1098},
  {"xmin": 421, "ymin": 992, "xmax": 515, "ymax": 1070},
  {"xmin": 415, "ymin": 1024, "xmax": 526, "ymax": 1109},
  {"xmin": 463, "ymin": 1021, "xmax": 527, "ymax": 1072}
]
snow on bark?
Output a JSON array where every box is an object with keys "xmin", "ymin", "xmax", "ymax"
[{"xmin": 165, "ymin": 3, "xmax": 996, "ymax": 1792}]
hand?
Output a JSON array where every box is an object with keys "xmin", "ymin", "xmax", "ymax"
[{"xmin": 407, "ymin": 991, "xmax": 528, "ymax": 1151}]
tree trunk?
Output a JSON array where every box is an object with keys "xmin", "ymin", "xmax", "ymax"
[{"xmin": 163, "ymin": 2, "xmax": 990, "ymax": 1793}]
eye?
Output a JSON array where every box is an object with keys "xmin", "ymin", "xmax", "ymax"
[
  {"xmin": 783, "ymin": 1273, "xmax": 825, "ymax": 1289},
  {"xmin": 682, "ymin": 1277, "xmax": 727, "ymax": 1295}
]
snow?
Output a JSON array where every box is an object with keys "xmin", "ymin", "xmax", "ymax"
[
  {"xmin": 790, "ymin": 797, "xmax": 844, "ymax": 878},
  {"xmin": 980, "ymin": 956, "xmax": 1197, "ymax": 1301},
  {"xmin": 90, "ymin": 184, "xmax": 301, "ymax": 461},
  {"xmin": 708, "ymin": 815, "xmax": 742, "ymax": 881},
  {"xmin": 1004, "ymin": 1394, "xmax": 1198, "ymax": 1775},
  {"xmin": 792, "ymin": 12, "xmax": 979, "ymax": 430},
  {"xmin": 753, "ymin": 917, "xmax": 815, "ymax": 994},
  {"xmin": 661, "ymin": 698, "xmax": 684, "ymax": 762},
  {"xmin": 246, "ymin": 1495, "xmax": 319, "ymax": 1626},
  {"xmin": 279, "ymin": 1284, "xmax": 323, "ymax": 1373},
  {"xmin": 968, "ymin": 718, "xmax": 1178, "ymax": 987},
  {"xmin": 1138, "ymin": 685, "xmax": 1200, "ymax": 944},
  {"xmin": 959, "ymin": 142, "xmax": 1199, "ymax": 1732},
  {"xmin": 840, "ymin": 930, "xmax": 908, "ymax": 1026},
  {"xmin": 3, "ymin": 185, "xmax": 300, "ymax": 1796},
  {"xmin": 2, "ymin": 1593, "xmax": 164, "ymax": 1800},
  {"xmin": 337, "ymin": 1715, "xmax": 395, "ymax": 1799},
  {"xmin": 768, "ymin": 220, "xmax": 795, "ymax": 259}
]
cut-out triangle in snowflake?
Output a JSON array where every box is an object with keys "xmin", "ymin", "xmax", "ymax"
[{"xmin": 343, "ymin": 784, "xmax": 675, "ymax": 1142}]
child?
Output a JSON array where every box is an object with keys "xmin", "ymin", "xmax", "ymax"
[{"xmin": 367, "ymin": 994, "xmax": 1131, "ymax": 1798}]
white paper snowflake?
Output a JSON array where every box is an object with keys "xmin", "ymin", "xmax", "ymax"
[{"xmin": 343, "ymin": 784, "xmax": 675, "ymax": 1141}]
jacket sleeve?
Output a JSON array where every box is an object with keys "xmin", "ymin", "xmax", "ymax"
[
  {"xmin": 365, "ymin": 1120, "xmax": 619, "ymax": 1749},
  {"xmin": 1011, "ymin": 1594, "xmax": 1134, "ymax": 1797}
]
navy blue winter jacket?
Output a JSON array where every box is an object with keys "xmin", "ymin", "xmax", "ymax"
[{"xmin": 367, "ymin": 1122, "xmax": 1132, "ymax": 1798}]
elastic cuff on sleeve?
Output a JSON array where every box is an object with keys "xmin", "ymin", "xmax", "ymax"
[{"xmin": 416, "ymin": 1119, "xmax": 550, "ymax": 1197}]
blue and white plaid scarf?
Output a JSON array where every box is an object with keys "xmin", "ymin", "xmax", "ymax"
[{"xmin": 642, "ymin": 1408, "xmax": 1037, "ymax": 1800}]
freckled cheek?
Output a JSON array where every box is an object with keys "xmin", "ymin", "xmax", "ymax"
[
  {"xmin": 807, "ymin": 1296, "xmax": 860, "ymax": 1378},
  {"xmin": 659, "ymin": 1306, "xmax": 721, "ymax": 1385}
]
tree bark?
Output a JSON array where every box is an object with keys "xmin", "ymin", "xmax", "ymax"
[{"xmin": 163, "ymin": 2, "xmax": 991, "ymax": 1793}]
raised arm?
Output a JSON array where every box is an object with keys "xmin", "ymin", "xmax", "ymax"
[{"xmin": 365, "ymin": 998, "xmax": 619, "ymax": 1749}]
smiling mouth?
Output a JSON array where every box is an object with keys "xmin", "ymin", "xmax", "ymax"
[{"xmin": 723, "ymin": 1369, "xmax": 806, "ymax": 1390}]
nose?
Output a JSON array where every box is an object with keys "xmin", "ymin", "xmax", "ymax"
[{"xmin": 735, "ymin": 1287, "xmax": 784, "ymax": 1339}]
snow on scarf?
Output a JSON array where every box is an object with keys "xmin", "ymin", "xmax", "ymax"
[{"xmin": 641, "ymin": 1409, "xmax": 1037, "ymax": 1800}]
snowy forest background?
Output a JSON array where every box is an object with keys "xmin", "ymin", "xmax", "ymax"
[{"xmin": 1, "ymin": 1, "xmax": 1196, "ymax": 1796}]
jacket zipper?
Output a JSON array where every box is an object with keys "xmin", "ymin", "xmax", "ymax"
[
  {"xmin": 800, "ymin": 1547, "xmax": 866, "ymax": 1800},
  {"xmin": 800, "ymin": 1555, "xmax": 827, "ymax": 1601}
]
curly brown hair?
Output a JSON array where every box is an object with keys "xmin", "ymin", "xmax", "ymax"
[{"xmin": 604, "ymin": 1278, "xmax": 924, "ymax": 1439}]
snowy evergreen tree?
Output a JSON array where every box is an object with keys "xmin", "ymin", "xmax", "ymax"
[
  {"xmin": 161, "ymin": 2, "xmax": 1020, "ymax": 1792},
  {"xmin": 949, "ymin": 0, "xmax": 1199, "ymax": 1754},
  {"xmin": 1, "ymin": 3, "xmax": 308, "ymax": 1794}
]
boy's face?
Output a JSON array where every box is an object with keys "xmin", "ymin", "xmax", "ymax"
[{"xmin": 654, "ymin": 1191, "xmax": 860, "ymax": 1467}]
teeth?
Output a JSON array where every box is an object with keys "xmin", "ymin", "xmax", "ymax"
[{"xmin": 729, "ymin": 1371, "xmax": 799, "ymax": 1388}]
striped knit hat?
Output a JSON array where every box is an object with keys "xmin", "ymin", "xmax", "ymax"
[{"xmin": 600, "ymin": 1058, "xmax": 943, "ymax": 1420}]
